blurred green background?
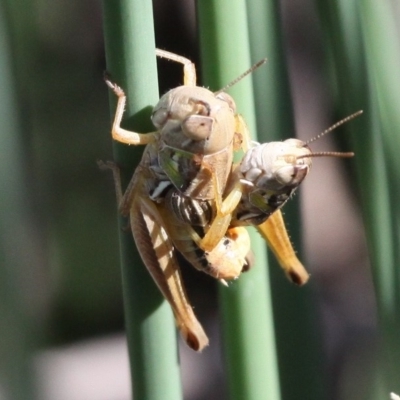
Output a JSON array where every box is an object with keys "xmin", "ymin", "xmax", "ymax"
[{"xmin": 1, "ymin": 0, "xmax": 400, "ymax": 399}]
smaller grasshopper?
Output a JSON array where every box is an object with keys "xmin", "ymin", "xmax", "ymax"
[
  {"xmin": 236, "ymin": 114, "xmax": 360, "ymax": 225},
  {"xmin": 227, "ymin": 112, "xmax": 361, "ymax": 283}
]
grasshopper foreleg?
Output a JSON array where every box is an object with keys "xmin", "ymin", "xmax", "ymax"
[
  {"xmin": 195, "ymin": 114, "xmax": 251, "ymax": 252},
  {"xmin": 105, "ymin": 78, "xmax": 158, "ymax": 146},
  {"xmin": 197, "ymin": 178, "xmax": 243, "ymax": 252},
  {"xmin": 155, "ymin": 49, "xmax": 197, "ymax": 87}
]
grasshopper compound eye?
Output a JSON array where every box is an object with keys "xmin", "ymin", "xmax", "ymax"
[
  {"xmin": 272, "ymin": 165, "xmax": 309, "ymax": 188},
  {"xmin": 151, "ymin": 105, "xmax": 169, "ymax": 129}
]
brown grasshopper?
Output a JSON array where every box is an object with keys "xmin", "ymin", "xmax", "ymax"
[
  {"xmin": 104, "ymin": 50, "xmax": 262, "ymax": 282},
  {"xmin": 102, "ymin": 49, "xmax": 274, "ymax": 351},
  {"xmin": 103, "ymin": 49, "xmax": 358, "ymax": 350}
]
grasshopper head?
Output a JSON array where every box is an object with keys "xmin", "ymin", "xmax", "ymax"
[
  {"xmin": 151, "ymin": 86, "xmax": 237, "ymax": 154},
  {"xmin": 240, "ymin": 139, "xmax": 312, "ymax": 191}
]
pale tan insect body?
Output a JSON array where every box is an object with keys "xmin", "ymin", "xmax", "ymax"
[
  {"xmin": 103, "ymin": 50, "xmax": 256, "ymax": 351},
  {"xmin": 102, "ymin": 49, "xmax": 350, "ymax": 350}
]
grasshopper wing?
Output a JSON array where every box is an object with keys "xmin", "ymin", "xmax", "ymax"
[{"xmin": 131, "ymin": 191, "xmax": 209, "ymax": 351}]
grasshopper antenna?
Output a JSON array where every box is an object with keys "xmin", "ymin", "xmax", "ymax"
[
  {"xmin": 215, "ymin": 58, "xmax": 267, "ymax": 94},
  {"xmin": 298, "ymin": 110, "xmax": 362, "ymax": 159},
  {"xmin": 297, "ymin": 151, "xmax": 355, "ymax": 160},
  {"xmin": 305, "ymin": 110, "xmax": 363, "ymax": 146}
]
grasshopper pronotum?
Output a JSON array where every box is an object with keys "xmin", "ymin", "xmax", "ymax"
[{"xmin": 103, "ymin": 49, "xmax": 359, "ymax": 350}]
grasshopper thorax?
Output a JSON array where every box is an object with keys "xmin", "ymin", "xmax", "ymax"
[{"xmin": 152, "ymin": 85, "xmax": 239, "ymax": 200}]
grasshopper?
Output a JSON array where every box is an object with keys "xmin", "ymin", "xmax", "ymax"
[
  {"xmin": 103, "ymin": 49, "xmax": 270, "ymax": 350},
  {"xmin": 235, "ymin": 114, "xmax": 361, "ymax": 226},
  {"xmin": 226, "ymin": 112, "xmax": 361, "ymax": 282},
  {"xmin": 103, "ymin": 49, "xmax": 357, "ymax": 350},
  {"xmin": 104, "ymin": 50, "xmax": 261, "ymax": 281}
]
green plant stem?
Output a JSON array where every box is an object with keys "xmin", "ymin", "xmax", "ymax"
[
  {"xmin": 316, "ymin": 0, "xmax": 400, "ymax": 397},
  {"xmin": 246, "ymin": 0, "xmax": 294, "ymax": 139},
  {"xmin": 0, "ymin": 3, "xmax": 38, "ymax": 399},
  {"xmin": 101, "ymin": 1, "xmax": 182, "ymax": 399},
  {"xmin": 246, "ymin": 1, "xmax": 326, "ymax": 399},
  {"xmin": 197, "ymin": 1, "xmax": 281, "ymax": 399},
  {"xmin": 359, "ymin": 0, "xmax": 400, "ymax": 395}
]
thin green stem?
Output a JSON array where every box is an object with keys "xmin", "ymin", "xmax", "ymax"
[
  {"xmin": 246, "ymin": 1, "xmax": 326, "ymax": 399},
  {"xmin": 0, "ymin": 2, "xmax": 38, "ymax": 399}
]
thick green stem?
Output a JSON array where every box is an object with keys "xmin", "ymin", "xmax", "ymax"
[
  {"xmin": 247, "ymin": 1, "xmax": 326, "ymax": 399},
  {"xmin": 197, "ymin": 1, "xmax": 281, "ymax": 399},
  {"xmin": 101, "ymin": 1, "xmax": 182, "ymax": 399}
]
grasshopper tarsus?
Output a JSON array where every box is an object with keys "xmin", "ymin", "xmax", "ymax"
[
  {"xmin": 288, "ymin": 270, "xmax": 309, "ymax": 287},
  {"xmin": 103, "ymin": 70, "xmax": 112, "ymax": 82},
  {"xmin": 105, "ymin": 79, "xmax": 125, "ymax": 97},
  {"xmin": 103, "ymin": 72, "xmax": 125, "ymax": 97},
  {"xmin": 97, "ymin": 159, "xmax": 117, "ymax": 171}
]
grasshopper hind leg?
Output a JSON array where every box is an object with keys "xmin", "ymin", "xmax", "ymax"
[
  {"xmin": 100, "ymin": 161, "xmax": 209, "ymax": 350},
  {"xmin": 256, "ymin": 211, "xmax": 309, "ymax": 286},
  {"xmin": 133, "ymin": 195, "xmax": 209, "ymax": 351}
]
